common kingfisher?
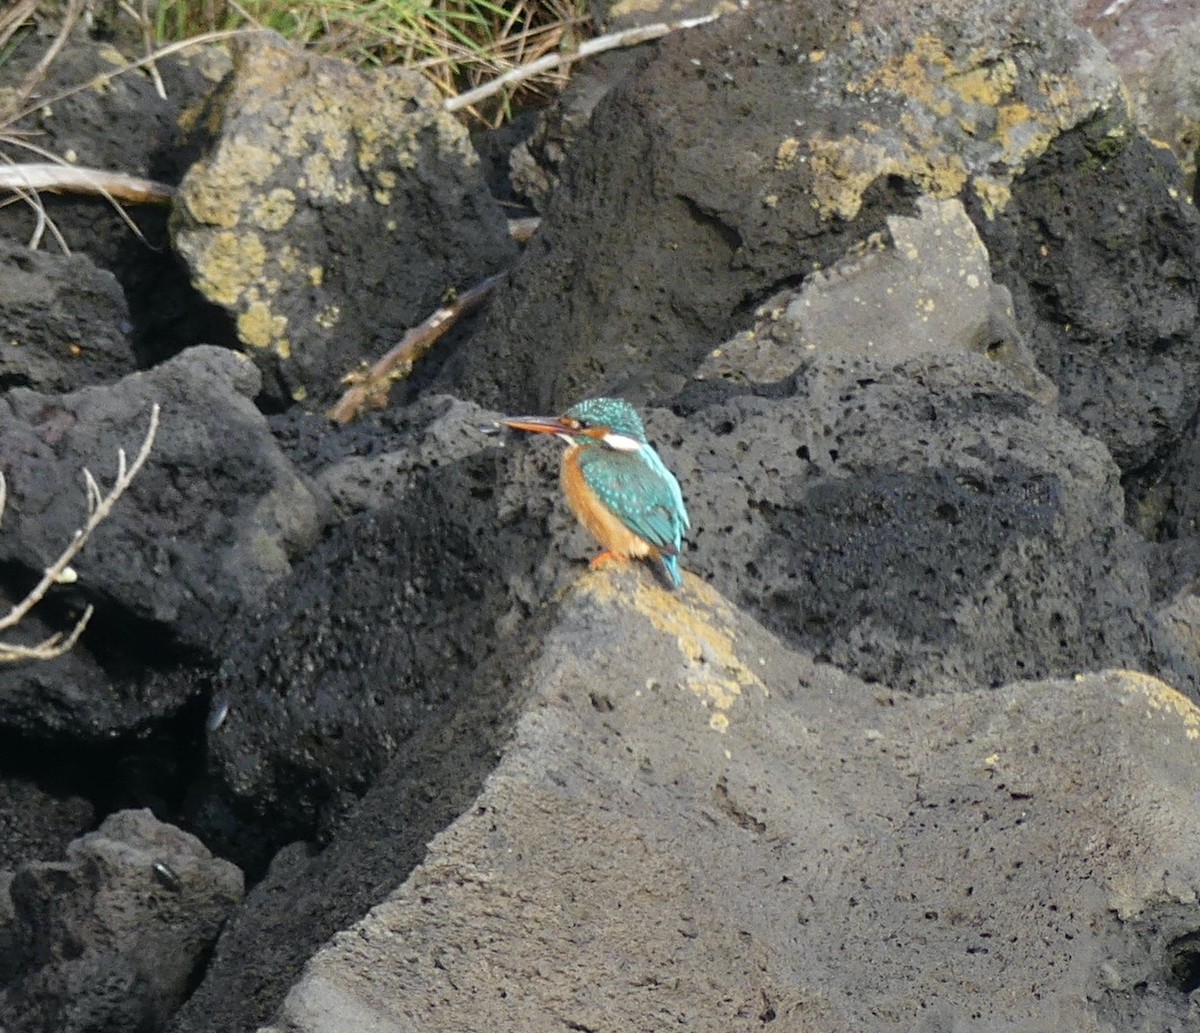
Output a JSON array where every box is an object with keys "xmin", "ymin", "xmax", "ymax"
[{"xmin": 503, "ymin": 398, "xmax": 690, "ymax": 588}]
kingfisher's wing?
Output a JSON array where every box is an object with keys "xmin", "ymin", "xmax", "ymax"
[{"xmin": 578, "ymin": 447, "xmax": 689, "ymax": 555}]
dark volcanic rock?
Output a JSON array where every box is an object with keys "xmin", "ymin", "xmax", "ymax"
[
  {"xmin": 693, "ymin": 196, "xmax": 1056, "ymax": 403},
  {"xmin": 171, "ymin": 35, "xmax": 518, "ymax": 405},
  {"xmin": 0, "ymin": 809, "xmax": 242, "ymax": 1033},
  {"xmin": 431, "ymin": 0, "xmax": 1131, "ymax": 413},
  {"xmin": 0, "ymin": 346, "xmax": 322, "ymax": 738},
  {"xmin": 257, "ymin": 573, "xmax": 1200, "ymax": 1033},
  {"xmin": 670, "ymin": 353, "xmax": 1182, "ymax": 695},
  {"xmin": 172, "ymin": 583, "xmax": 557, "ymax": 1033},
  {"xmin": 194, "ymin": 396, "xmax": 567, "ymax": 864},
  {"xmin": 975, "ymin": 120, "xmax": 1200, "ymax": 473},
  {"xmin": 0, "ymin": 778, "xmax": 93, "ymax": 871},
  {"xmin": 0, "ymin": 32, "xmax": 238, "ymax": 367},
  {"xmin": 0, "ymin": 240, "xmax": 135, "ymax": 392}
]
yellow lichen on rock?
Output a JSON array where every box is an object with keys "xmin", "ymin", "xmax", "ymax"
[
  {"xmin": 1110, "ymin": 670, "xmax": 1200, "ymax": 741},
  {"xmin": 973, "ymin": 175, "xmax": 1012, "ymax": 219},
  {"xmin": 249, "ymin": 188, "xmax": 297, "ymax": 232},
  {"xmin": 583, "ymin": 572, "xmax": 768, "ymax": 732},
  {"xmin": 181, "ymin": 143, "xmax": 281, "ymax": 228},
  {"xmin": 803, "ymin": 32, "xmax": 1118, "ymax": 222},
  {"xmin": 186, "ymin": 230, "xmax": 267, "ymax": 307},
  {"xmin": 808, "ymin": 134, "xmax": 967, "ymax": 221},
  {"xmin": 237, "ymin": 300, "xmax": 288, "ymax": 351}
]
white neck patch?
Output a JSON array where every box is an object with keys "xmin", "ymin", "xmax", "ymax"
[{"xmin": 602, "ymin": 433, "xmax": 644, "ymax": 453}]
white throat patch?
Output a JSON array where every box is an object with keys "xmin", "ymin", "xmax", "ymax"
[{"xmin": 602, "ymin": 433, "xmax": 644, "ymax": 453}]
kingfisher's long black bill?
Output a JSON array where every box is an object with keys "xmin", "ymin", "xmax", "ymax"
[{"xmin": 501, "ymin": 416, "xmax": 569, "ymax": 435}]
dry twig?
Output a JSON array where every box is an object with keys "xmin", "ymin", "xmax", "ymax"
[
  {"xmin": 328, "ymin": 273, "xmax": 507, "ymax": 424},
  {"xmin": 445, "ymin": 13, "xmax": 718, "ymax": 114},
  {"xmin": 0, "ymin": 404, "xmax": 161, "ymax": 663},
  {"xmin": 0, "ymin": 162, "xmax": 173, "ymax": 205}
]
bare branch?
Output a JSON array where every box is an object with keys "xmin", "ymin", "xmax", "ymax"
[
  {"xmin": 0, "ymin": 605, "xmax": 93, "ymax": 663},
  {"xmin": 0, "ymin": 163, "xmax": 173, "ymax": 205},
  {"xmin": 445, "ymin": 14, "xmax": 719, "ymax": 115},
  {"xmin": 328, "ymin": 273, "xmax": 507, "ymax": 425},
  {"xmin": 0, "ymin": 404, "xmax": 161, "ymax": 662}
]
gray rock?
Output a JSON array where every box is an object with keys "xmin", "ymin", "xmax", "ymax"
[
  {"xmin": 0, "ymin": 809, "xmax": 243, "ymax": 1033},
  {"xmin": 0, "ymin": 345, "xmax": 323, "ymax": 737},
  {"xmin": 314, "ymin": 395, "xmax": 503, "ymax": 517},
  {"xmin": 0, "ymin": 239, "xmax": 136, "ymax": 391},
  {"xmin": 258, "ymin": 571, "xmax": 1200, "ymax": 1033},
  {"xmin": 1074, "ymin": 0, "xmax": 1200, "ymax": 193},
  {"xmin": 694, "ymin": 196, "xmax": 1057, "ymax": 404},
  {"xmin": 432, "ymin": 0, "xmax": 1129, "ymax": 411},
  {"xmin": 171, "ymin": 35, "xmax": 517, "ymax": 405},
  {"xmin": 673, "ymin": 352, "xmax": 1182, "ymax": 696},
  {"xmin": 0, "ymin": 34, "xmax": 238, "ymax": 367},
  {"xmin": 0, "ymin": 778, "xmax": 93, "ymax": 871},
  {"xmin": 193, "ymin": 395, "xmax": 564, "ymax": 864}
]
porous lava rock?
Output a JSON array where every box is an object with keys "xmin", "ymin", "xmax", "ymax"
[
  {"xmin": 0, "ymin": 239, "xmax": 135, "ymax": 392},
  {"xmin": 193, "ymin": 395, "xmax": 570, "ymax": 863},
  {"xmin": 0, "ymin": 809, "xmax": 243, "ymax": 1033},
  {"xmin": 256, "ymin": 571, "xmax": 1200, "ymax": 1033},
  {"xmin": 0, "ymin": 30, "xmax": 237, "ymax": 367},
  {"xmin": 431, "ymin": 0, "xmax": 1112, "ymax": 407},
  {"xmin": 0, "ymin": 778, "xmax": 93, "ymax": 871},
  {"xmin": 171, "ymin": 35, "xmax": 518, "ymax": 404},
  {"xmin": 0, "ymin": 346, "xmax": 322, "ymax": 739},
  {"xmin": 670, "ymin": 353, "xmax": 1186, "ymax": 695},
  {"xmin": 430, "ymin": 0, "xmax": 1200, "ymax": 487},
  {"xmin": 692, "ymin": 196, "xmax": 1055, "ymax": 403}
]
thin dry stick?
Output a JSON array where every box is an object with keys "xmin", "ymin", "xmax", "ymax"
[
  {"xmin": 2, "ymin": 28, "xmax": 250, "ymax": 129},
  {"xmin": 0, "ymin": 163, "xmax": 173, "ymax": 205},
  {"xmin": 328, "ymin": 273, "xmax": 507, "ymax": 424},
  {"xmin": 445, "ymin": 13, "xmax": 718, "ymax": 113},
  {"xmin": 0, "ymin": 0, "xmax": 41, "ymax": 54},
  {"xmin": 0, "ymin": 404, "xmax": 161, "ymax": 663},
  {"xmin": 4, "ymin": 0, "xmax": 85, "ymax": 120}
]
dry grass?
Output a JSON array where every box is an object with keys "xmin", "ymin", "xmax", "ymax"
[{"xmin": 151, "ymin": 0, "xmax": 593, "ymax": 124}]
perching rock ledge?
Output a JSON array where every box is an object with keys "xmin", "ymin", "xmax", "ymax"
[{"xmin": 260, "ymin": 570, "xmax": 1200, "ymax": 1033}]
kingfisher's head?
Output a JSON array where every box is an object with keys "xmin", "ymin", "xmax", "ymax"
[{"xmin": 502, "ymin": 397, "xmax": 648, "ymax": 452}]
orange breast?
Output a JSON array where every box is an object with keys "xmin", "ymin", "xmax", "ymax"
[{"xmin": 561, "ymin": 447, "xmax": 656, "ymax": 560}]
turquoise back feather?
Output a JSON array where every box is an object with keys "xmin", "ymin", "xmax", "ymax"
[{"xmin": 576, "ymin": 443, "xmax": 690, "ymax": 587}]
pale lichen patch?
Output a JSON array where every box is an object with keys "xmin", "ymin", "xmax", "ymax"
[
  {"xmin": 1110, "ymin": 669, "xmax": 1200, "ymax": 741},
  {"xmin": 249, "ymin": 188, "xmax": 297, "ymax": 231},
  {"xmin": 582, "ymin": 572, "xmax": 768, "ymax": 733},
  {"xmin": 238, "ymin": 301, "xmax": 288, "ymax": 350},
  {"xmin": 186, "ymin": 230, "xmax": 267, "ymax": 307}
]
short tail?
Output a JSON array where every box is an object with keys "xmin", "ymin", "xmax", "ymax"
[{"xmin": 660, "ymin": 552, "xmax": 684, "ymax": 589}]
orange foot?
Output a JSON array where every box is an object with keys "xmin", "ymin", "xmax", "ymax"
[{"xmin": 589, "ymin": 550, "xmax": 629, "ymax": 571}]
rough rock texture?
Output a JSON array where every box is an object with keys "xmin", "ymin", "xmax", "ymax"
[
  {"xmin": 0, "ymin": 809, "xmax": 243, "ymax": 1033},
  {"xmin": 0, "ymin": 779, "xmax": 93, "ymax": 870},
  {"xmin": 194, "ymin": 395, "xmax": 567, "ymax": 864},
  {"xmin": 171, "ymin": 35, "xmax": 518, "ymax": 404},
  {"xmin": 0, "ymin": 34, "xmax": 238, "ymax": 367},
  {"xmin": 693, "ymin": 196, "xmax": 1055, "ymax": 403},
  {"xmin": 508, "ymin": 49, "xmax": 645, "ymax": 212},
  {"xmin": 431, "ymin": 0, "xmax": 1131, "ymax": 412},
  {"xmin": 0, "ymin": 346, "xmax": 323, "ymax": 738},
  {"xmin": 1074, "ymin": 0, "xmax": 1200, "ymax": 191},
  {"xmin": 191, "ymin": 348, "xmax": 1197, "ymax": 869},
  {"xmin": 974, "ymin": 120, "xmax": 1200, "ymax": 474},
  {"xmin": 260, "ymin": 572, "xmax": 1200, "ymax": 1033},
  {"xmin": 6, "ymin": 4, "xmax": 1200, "ymax": 1033},
  {"xmin": 675, "ymin": 354, "xmax": 1185, "ymax": 696},
  {"xmin": 0, "ymin": 239, "xmax": 135, "ymax": 392},
  {"xmin": 170, "ymin": 598, "xmax": 555, "ymax": 1033}
]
